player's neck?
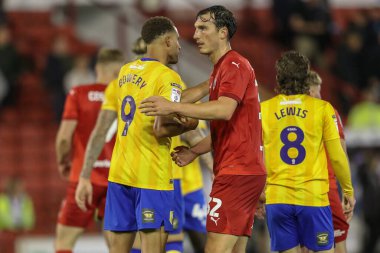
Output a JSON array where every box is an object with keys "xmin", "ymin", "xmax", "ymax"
[
  {"xmin": 209, "ymin": 43, "xmax": 231, "ymax": 65},
  {"xmin": 146, "ymin": 47, "xmax": 168, "ymax": 65}
]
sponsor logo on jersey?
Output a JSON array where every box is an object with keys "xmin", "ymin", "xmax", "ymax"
[
  {"xmin": 334, "ymin": 229, "xmax": 346, "ymax": 237},
  {"xmin": 170, "ymin": 82, "xmax": 182, "ymax": 89},
  {"xmin": 129, "ymin": 64, "xmax": 144, "ymax": 70},
  {"xmin": 171, "ymin": 88, "xmax": 181, "ymax": 102},
  {"xmin": 93, "ymin": 159, "xmax": 111, "ymax": 168},
  {"xmin": 142, "ymin": 209, "xmax": 155, "ymax": 223},
  {"xmin": 316, "ymin": 232, "xmax": 329, "ymax": 246},
  {"xmin": 88, "ymin": 91, "xmax": 104, "ymax": 102}
]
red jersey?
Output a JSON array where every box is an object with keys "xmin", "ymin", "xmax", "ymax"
[
  {"xmin": 62, "ymin": 84, "xmax": 115, "ymax": 186},
  {"xmin": 209, "ymin": 50, "xmax": 266, "ymax": 176},
  {"xmin": 327, "ymin": 109, "xmax": 345, "ymax": 190}
]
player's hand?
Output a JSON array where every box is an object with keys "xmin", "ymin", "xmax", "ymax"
[
  {"xmin": 75, "ymin": 177, "xmax": 93, "ymax": 212},
  {"xmin": 58, "ymin": 163, "xmax": 71, "ymax": 180},
  {"xmin": 255, "ymin": 192, "xmax": 266, "ymax": 220},
  {"xmin": 171, "ymin": 146, "xmax": 198, "ymax": 167},
  {"xmin": 342, "ymin": 194, "xmax": 356, "ymax": 222},
  {"xmin": 139, "ymin": 96, "xmax": 176, "ymax": 116}
]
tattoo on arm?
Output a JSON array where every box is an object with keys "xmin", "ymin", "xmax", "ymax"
[{"xmin": 80, "ymin": 110, "xmax": 117, "ymax": 178}]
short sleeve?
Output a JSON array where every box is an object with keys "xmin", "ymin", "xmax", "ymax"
[
  {"xmin": 218, "ymin": 60, "xmax": 252, "ymax": 103},
  {"xmin": 323, "ymin": 102, "xmax": 341, "ymax": 142},
  {"xmin": 101, "ymin": 79, "xmax": 118, "ymax": 111},
  {"xmin": 158, "ymin": 70, "xmax": 184, "ymax": 102},
  {"xmin": 62, "ymin": 88, "xmax": 79, "ymax": 120}
]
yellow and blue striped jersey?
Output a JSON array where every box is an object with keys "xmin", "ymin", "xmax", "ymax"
[
  {"xmin": 261, "ymin": 94, "xmax": 340, "ymax": 206},
  {"xmin": 102, "ymin": 58, "xmax": 184, "ymax": 190},
  {"xmin": 180, "ymin": 120, "xmax": 208, "ymax": 194}
]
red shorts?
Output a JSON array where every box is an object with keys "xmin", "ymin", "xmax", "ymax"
[
  {"xmin": 206, "ymin": 174, "xmax": 266, "ymax": 236},
  {"xmin": 57, "ymin": 182, "xmax": 107, "ymax": 228},
  {"xmin": 328, "ymin": 187, "xmax": 349, "ymax": 243}
]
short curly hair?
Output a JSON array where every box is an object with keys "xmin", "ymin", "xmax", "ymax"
[
  {"xmin": 141, "ymin": 16, "xmax": 176, "ymax": 44},
  {"xmin": 275, "ymin": 51, "xmax": 310, "ymax": 95},
  {"xmin": 305, "ymin": 70, "xmax": 322, "ymax": 87}
]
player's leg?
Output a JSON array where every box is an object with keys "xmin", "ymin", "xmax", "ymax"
[
  {"xmin": 183, "ymin": 189, "xmax": 207, "ymax": 253},
  {"xmin": 266, "ymin": 204, "xmax": 300, "ymax": 252},
  {"xmin": 166, "ymin": 179, "xmax": 185, "ymax": 253},
  {"xmin": 328, "ymin": 187, "xmax": 349, "ymax": 253},
  {"xmin": 136, "ymin": 188, "xmax": 174, "ymax": 252},
  {"xmin": 298, "ymin": 206, "xmax": 334, "ymax": 253},
  {"xmin": 205, "ymin": 175, "xmax": 266, "ymax": 253},
  {"xmin": 231, "ymin": 236, "xmax": 248, "ymax": 253},
  {"xmin": 55, "ymin": 182, "xmax": 96, "ymax": 252},
  {"xmin": 103, "ymin": 182, "xmax": 139, "ymax": 252}
]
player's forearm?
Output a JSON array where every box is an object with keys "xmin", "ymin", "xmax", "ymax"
[
  {"xmin": 174, "ymin": 98, "xmax": 236, "ymax": 120},
  {"xmin": 80, "ymin": 110, "xmax": 117, "ymax": 178},
  {"xmin": 190, "ymin": 135, "xmax": 212, "ymax": 156},
  {"xmin": 181, "ymin": 80, "xmax": 209, "ymax": 103},
  {"xmin": 81, "ymin": 131, "xmax": 107, "ymax": 178},
  {"xmin": 154, "ymin": 116, "xmax": 198, "ymax": 138},
  {"xmin": 55, "ymin": 138, "xmax": 71, "ymax": 165},
  {"xmin": 325, "ymin": 138, "xmax": 354, "ymax": 196}
]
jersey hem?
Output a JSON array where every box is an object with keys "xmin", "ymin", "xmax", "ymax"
[{"xmin": 108, "ymin": 177, "xmax": 174, "ymax": 191}]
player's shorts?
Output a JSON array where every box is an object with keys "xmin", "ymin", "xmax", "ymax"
[
  {"xmin": 57, "ymin": 182, "xmax": 107, "ymax": 228},
  {"xmin": 206, "ymin": 174, "xmax": 266, "ymax": 236},
  {"xmin": 266, "ymin": 204, "xmax": 334, "ymax": 252},
  {"xmin": 170, "ymin": 179, "xmax": 185, "ymax": 235},
  {"xmin": 183, "ymin": 188, "xmax": 207, "ymax": 233},
  {"xmin": 104, "ymin": 181, "xmax": 174, "ymax": 232},
  {"xmin": 328, "ymin": 186, "xmax": 349, "ymax": 243}
]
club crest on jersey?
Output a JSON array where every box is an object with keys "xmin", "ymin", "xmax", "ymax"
[
  {"xmin": 142, "ymin": 209, "xmax": 155, "ymax": 223},
  {"xmin": 316, "ymin": 232, "xmax": 329, "ymax": 246}
]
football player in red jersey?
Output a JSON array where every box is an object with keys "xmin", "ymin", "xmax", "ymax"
[
  {"xmin": 54, "ymin": 48, "xmax": 124, "ymax": 253},
  {"xmin": 140, "ymin": 6, "xmax": 266, "ymax": 253},
  {"xmin": 306, "ymin": 70, "xmax": 351, "ymax": 253}
]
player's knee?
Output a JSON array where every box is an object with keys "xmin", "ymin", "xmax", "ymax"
[{"xmin": 165, "ymin": 241, "xmax": 183, "ymax": 253}]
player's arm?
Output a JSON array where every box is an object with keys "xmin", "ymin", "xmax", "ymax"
[
  {"xmin": 172, "ymin": 135, "xmax": 212, "ymax": 167},
  {"xmin": 153, "ymin": 115, "xmax": 198, "ymax": 138},
  {"xmin": 180, "ymin": 79, "xmax": 209, "ymax": 103},
  {"xmin": 181, "ymin": 128, "xmax": 213, "ymax": 173},
  {"xmin": 75, "ymin": 109, "xmax": 116, "ymax": 211},
  {"xmin": 55, "ymin": 120, "xmax": 77, "ymax": 179},
  {"xmin": 140, "ymin": 96, "xmax": 238, "ymax": 120},
  {"xmin": 324, "ymin": 138, "xmax": 355, "ymax": 214},
  {"xmin": 80, "ymin": 109, "xmax": 117, "ymax": 179}
]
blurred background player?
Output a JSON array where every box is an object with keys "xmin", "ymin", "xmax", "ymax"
[
  {"xmin": 306, "ymin": 70, "xmax": 351, "ymax": 253},
  {"xmin": 54, "ymin": 48, "xmax": 124, "ymax": 253},
  {"xmin": 75, "ymin": 16, "xmax": 198, "ymax": 253},
  {"xmin": 261, "ymin": 51, "xmax": 355, "ymax": 253},
  {"xmin": 131, "ymin": 37, "xmax": 147, "ymax": 60}
]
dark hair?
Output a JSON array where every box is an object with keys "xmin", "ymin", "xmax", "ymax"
[
  {"xmin": 141, "ymin": 16, "xmax": 176, "ymax": 44},
  {"xmin": 97, "ymin": 48, "xmax": 124, "ymax": 64},
  {"xmin": 197, "ymin": 5, "xmax": 237, "ymax": 40},
  {"xmin": 275, "ymin": 51, "xmax": 310, "ymax": 95},
  {"xmin": 305, "ymin": 70, "xmax": 322, "ymax": 87}
]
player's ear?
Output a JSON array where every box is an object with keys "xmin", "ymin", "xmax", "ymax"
[
  {"xmin": 164, "ymin": 35, "xmax": 172, "ymax": 48},
  {"xmin": 219, "ymin": 27, "xmax": 228, "ymax": 40}
]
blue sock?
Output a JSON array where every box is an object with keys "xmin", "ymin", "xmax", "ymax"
[
  {"xmin": 130, "ymin": 249, "xmax": 141, "ymax": 253},
  {"xmin": 165, "ymin": 241, "xmax": 183, "ymax": 253}
]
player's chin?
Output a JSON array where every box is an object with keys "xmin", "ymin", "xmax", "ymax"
[{"xmin": 168, "ymin": 57, "xmax": 179, "ymax": 65}]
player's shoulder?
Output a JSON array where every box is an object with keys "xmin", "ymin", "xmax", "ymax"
[
  {"xmin": 223, "ymin": 50, "xmax": 252, "ymax": 70},
  {"xmin": 261, "ymin": 95, "xmax": 280, "ymax": 107}
]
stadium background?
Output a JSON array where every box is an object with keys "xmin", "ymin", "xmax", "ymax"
[{"xmin": 0, "ymin": 0, "xmax": 379, "ymax": 252}]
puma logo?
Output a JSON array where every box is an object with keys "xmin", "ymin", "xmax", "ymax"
[
  {"xmin": 210, "ymin": 216, "xmax": 220, "ymax": 226},
  {"xmin": 232, "ymin": 61, "xmax": 240, "ymax": 68}
]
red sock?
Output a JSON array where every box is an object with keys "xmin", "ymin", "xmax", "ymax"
[{"xmin": 56, "ymin": 251, "xmax": 72, "ymax": 253}]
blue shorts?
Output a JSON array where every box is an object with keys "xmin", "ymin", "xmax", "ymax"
[
  {"xmin": 183, "ymin": 189, "xmax": 207, "ymax": 233},
  {"xmin": 104, "ymin": 182, "xmax": 174, "ymax": 232},
  {"xmin": 170, "ymin": 179, "xmax": 185, "ymax": 235},
  {"xmin": 266, "ymin": 204, "xmax": 333, "ymax": 252}
]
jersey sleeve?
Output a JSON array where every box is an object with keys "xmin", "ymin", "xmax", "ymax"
[
  {"xmin": 101, "ymin": 79, "xmax": 118, "ymax": 111},
  {"xmin": 62, "ymin": 88, "xmax": 79, "ymax": 120},
  {"xmin": 218, "ymin": 60, "xmax": 252, "ymax": 103},
  {"xmin": 334, "ymin": 109, "xmax": 345, "ymax": 139},
  {"xmin": 323, "ymin": 102, "xmax": 341, "ymax": 142},
  {"xmin": 158, "ymin": 70, "xmax": 184, "ymax": 102}
]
